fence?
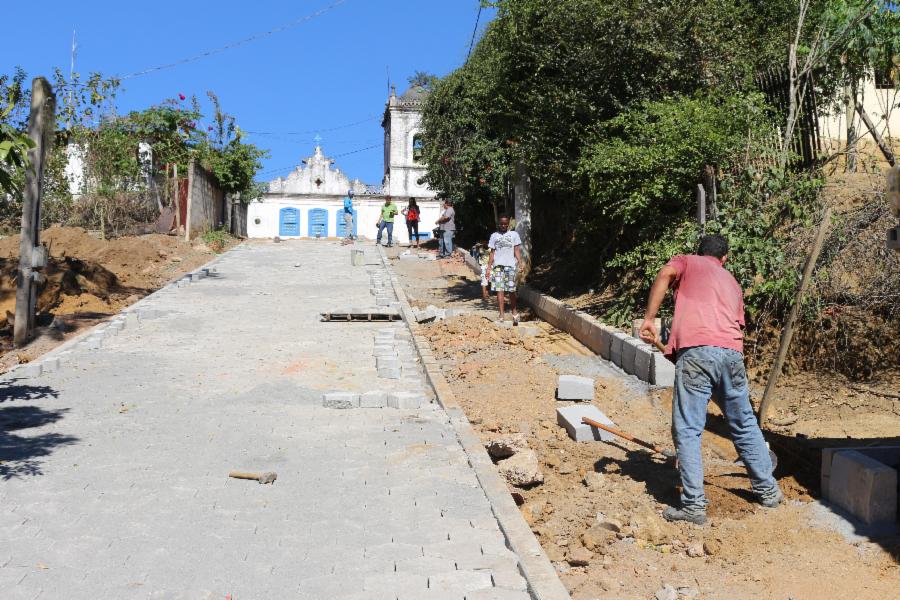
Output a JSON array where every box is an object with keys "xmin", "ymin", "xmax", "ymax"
[
  {"xmin": 185, "ymin": 160, "xmax": 225, "ymax": 241},
  {"xmin": 756, "ymin": 66, "xmax": 822, "ymax": 169}
]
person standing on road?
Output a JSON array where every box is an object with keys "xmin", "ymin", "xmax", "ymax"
[
  {"xmin": 402, "ymin": 198, "xmax": 421, "ymax": 248},
  {"xmin": 436, "ymin": 199, "xmax": 456, "ymax": 258},
  {"xmin": 486, "ymin": 215, "xmax": 522, "ymax": 325},
  {"xmin": 376, "ymin": 195, "xmax": 399, "ymax": 247},
  {"xmin": 342, "ymin": 189, "xmax": 356, "ymax": 241},
  {"xmin": 639, "ymin": 234, "xmax": 783, "ymax": 525}
]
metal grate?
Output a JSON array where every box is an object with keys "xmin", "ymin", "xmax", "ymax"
[{"xmin": 321, "ymin": 312, "xmax": 401, "ymax": 322}]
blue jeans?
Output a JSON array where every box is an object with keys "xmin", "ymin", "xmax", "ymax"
[
  {"xmin": 376, "ymin": 221, "xmax": 393, "ymax": 245},
  {"xmin": 673, "ymin": 346, "xmax": 779, "ymax": 513},
  {"xmin": 439, "ymin": 230, "xmax": 454, "ymax": 256}
]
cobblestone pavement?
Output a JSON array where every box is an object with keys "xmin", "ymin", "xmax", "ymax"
[{"xmin": 0, "ymin": 241, "xmax": 531, "ymax": 600}]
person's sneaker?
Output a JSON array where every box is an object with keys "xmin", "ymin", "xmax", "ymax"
[
  {"xmin": 386, "ymin": 243, "xmax": 393, "ymax": 247},
  {"xmin": 662, "ymin": 506, "xmax": 707, "ymax": 525},
  {"xmin": 759, "ymin": 488, "xmax": 784, "ymax": 508},
  {"xmin": 512, "ymin": 313, "xmax": 520, "ymax": 326}
]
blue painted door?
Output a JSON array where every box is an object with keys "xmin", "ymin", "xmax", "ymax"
[
  {"xmin": 335, "ymin": 209, "xmax": 358, "ymax": 238},
  {"xmin": 279, "ymin": 207, "xmax": 300, "ymax": 236},
  {"xmin": 308, "ymin": 208, "xmax": 329, "ymax": 237}
]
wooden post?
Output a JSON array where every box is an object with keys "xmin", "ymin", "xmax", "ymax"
[
  {"xmin": 173, "ymin": 163, "xmax": 181, "ymax": 232},
  {"xmin": 14, "ymin": 77, "xmax": 56, "ymax": 347},
  {"xmin": 844, "ymin": 83, "xmax": 858, "ymax": 172},
  {"xmin": 855, "ymin": 104, "xmax": 896, "ymax": 167},
  {"xmin": 184, "ymin": 160, "xmax": 193, "ymax": 242},
  {"xmin": 513, "ymin": 161, "xmax": 532, "ymax": 279},
  {"xmin": 758, "ymin": 206, "xmax": 832, "ymax": 424},
  {"xmin": 696, "ymin": 184, "xmax": 706, "ymax": 231},
  {"xmin": 702, "ymin": 165, "xmax": 717, "ymax": 222}
]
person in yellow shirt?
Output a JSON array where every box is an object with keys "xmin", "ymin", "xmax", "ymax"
[{"xmin": 376, "ymin": 196, "xmax": 399, "ymax": 247}]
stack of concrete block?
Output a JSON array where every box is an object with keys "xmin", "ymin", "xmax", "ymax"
[
  {"xmin": 556, "ymin": 375, "xmax": 594, "ymax": 401},
  {"xmin": 822, "ymin": 446, "xmax": 899, "ymax": 531}
]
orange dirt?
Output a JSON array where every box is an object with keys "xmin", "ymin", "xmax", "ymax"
[{"xmin": 390, "ymin": 248, "xmax": 900, "ymax": 600}]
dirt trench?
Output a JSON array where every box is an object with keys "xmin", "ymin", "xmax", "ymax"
[{"xmin": 390, "ymin": 249, "xmax": 900, "ymax": 600}]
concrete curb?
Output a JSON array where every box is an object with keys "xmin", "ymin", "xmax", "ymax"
[
  {"xmin": 379, "ymin": 247, "xmax": 571, "ymax": 600},
  {"xmin": 460, "ymin": 251, "xmax": 673, "ymax": 387},
  {"xmin": 2, "ymin": 244, "xmax": 236, "ymax": 381}
]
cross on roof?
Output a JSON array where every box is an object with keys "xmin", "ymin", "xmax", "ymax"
[{"xmin": 313, "ymin": 134, "xmax": 322, "ymax": 146}]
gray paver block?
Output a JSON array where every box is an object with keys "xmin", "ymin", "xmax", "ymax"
[
  {"xmin": 85, "ymin": 336, "xmax": 104, "ymax": 350},
  {"xmin": 651, "ymin": 353, "xmax": 675, "ymax": 387},
  {"xmin": 389, "ymin": 392, "xmax": 425, "ymax": 409},
  {"xmin": 41, "ymin": 357, "xmax": 61, "ymax": 373},
  {"xmin": 20, "ymin": 362, "xmax": 42, "ymax": 378},
  {"xmin": 609, "ymin": 332, "xmax": 629, "ymax": 368},
  {"xmin": 556, "ymin": 374, "xmax": 594, "ymax": 401},
  {"xmin": 377, "ymin": 357, "xmax": 401, "ymax": 370},
  {"xmin": 394, "ymin": 556, "xmax": 457, "ymax": 574},
  {"xmin": 621, "ymin": 337, "xmax": 640, "ymax": 375},
  {"xmin": 323, "ymin": 392, "xmax": 360, "ymax": 409},
  {"xmin": 556, "ymin": 405, "xmax": 616, "ymax": 442},
  {"xmin": 828, "ymin": 450, "xmax": 898, "ymax": 528},
  {"xmin": 465, "ymin": 589, "xmax": 532, "ymax": 600},
  {"xmin": 822, "ymin": 447, "xmax": 900, "ymax": 495},
  {"xmin": 598, "ymin": 326, "xmax": 614, "ymax": 360},
  {"xmin": 491, "ymin": 568, "xmax": 528, "ymax": 591},
  {"xmin": 125, "ymin": 312, "xmax": 140, "ymax": 327},
  {"xmin": 378, "ymin": 367, "xmax": 402, "ymax": 379},
  {"xmin": 632, "ymin": 343, "xmax": 653, "ymax": 382},
  {"xmin": 360, "ymin": 391, "xmax": 388, "ymax": 408},
  {"xmin": 428, "ymin": 570, "xmax": 493, "ymax": 593}
]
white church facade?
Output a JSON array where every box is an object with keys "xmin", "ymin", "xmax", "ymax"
[{"xmin": 247, "ymin": 85, "xmax": 440, "ymax": 241}]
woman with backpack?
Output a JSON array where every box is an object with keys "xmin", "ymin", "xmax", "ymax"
[{"xmin": 402, "ymin": 198, "xmax": 421, "ymax": 247}]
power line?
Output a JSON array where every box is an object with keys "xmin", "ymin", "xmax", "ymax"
[
  {"xmin": 119, "ymin": 0, "xmax": 349, "ymax": 80},
  {"xmin": 257, "ymin": 143, "xmax": 382, "ymax": 178},
  {"xmin": 245, "ymin": 114, "xmax": 381, "ymax": 136},
  {"xmin": 467, "ymin": 3, "xmax": 483, "ymax": 60}
]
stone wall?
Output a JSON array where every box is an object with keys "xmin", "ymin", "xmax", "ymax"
[{"xmin": 185, "ymin": 160, "xmax": 224, "ymax": 241}]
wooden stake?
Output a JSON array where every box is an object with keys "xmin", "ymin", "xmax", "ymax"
[
  {"xmin": 855, "ymin": 104, "xmax": 896, "ymax": 167},
  {"xmin": 758, "ymin": 206, "xmax": 832, "ymax": 424},
  {"xmin": 14, "ymin": 78, "xmax": 56, "ymax": 347}
]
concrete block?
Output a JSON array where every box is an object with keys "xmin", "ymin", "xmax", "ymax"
[
  {"xmin": 632, "ymin": 343, "xmax": 654, "ymax": 382},
  {"xmin": 822, "ymin": 447, "xmax": 900, "ymax": 496},
  {"xmin": 556, "ymin": 405, "xmax": 616, "ymax": 442},
  {"xmin": 376, "ymin": 297, "xmax": 391, "ymax": 307},
  {"xmin": 41, "ymin": 357, "xmax": 61, "ymax": 373},
  {"xmin": 191, "ymin": 272, "xmax": 203, "ymax": 282},
  {"xmin": 609, "ymin": 332, "xmax": 629, "ymax": 368},
  {"xmin": 376, "ymin": 357, "xmax": 401, "ymax": 370},
  {"xmin": 373, "ymin": 346, "xmax": 397, "ymax": 357},
  {"xmin": 125, "ymin": 312, "xmax": 140, "ymax": 327},
  {"xmin": 556, "ymin": 374, "xmax": 594, "ymax": 401},
  {"xmin": 20, "ymin": 363, "xmax": 42, "ymax": 378},
  {"xmin": 828, "ymin": 450, "xmax": 898, "ymax": 528},
  {"xmin": 427, "ymin": 570, "xmax": 493, "ymax": 593},
  {"xmin": 388, "ymin": 391, "xmax": 425, "ymax": 409},
  {"xmin": 85, "ymin": 336, "xmax": 104, "ymax": 350},
  {"xmin": 376, "ymin": 328, "xmax": 396, "ymax": 337},
  {"xmin": 598, "ymin": 326, "xmax": 614, "ymax": 360},
  {"xmin": 651, "ymin": 353, "xmax": 675, "ymax": 387},
  {"xmin": 621, "ymin": 337, "xmax": 640, "ymax": 375},
  {"xmin": 58, "ymin": 351, "xmax": 73, "ymax": 364},
  {"xmin": 359, "ymin": 391, "xmax": 388, "ymax": 408},
  {"xmin": 378, "ymin": 367, "xmax": 401, "ymax": 379},
  {"xmin": 322, "ymin": 392, "xmax": 360, "ymax": 409}
]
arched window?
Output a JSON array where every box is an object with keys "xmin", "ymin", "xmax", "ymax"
[{"xmin": 412, "ymin": 135, "xmax": 424, "ymax": 162}]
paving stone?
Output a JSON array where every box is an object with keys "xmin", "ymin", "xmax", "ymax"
[
  {"xmin": 651, "ymin": 353, "xmax": 675, "ymax": 387},
  {"xmin": 491, "ymin": 569, "xmax": 527, "ymax": 591},
  {"xmin": 378, "ymin": 367, "xmax": 402, "ymax": 379},
  {"xmin": 363, "ymin": 572, "xmax": 427, "ymax": 593},
  {"xmin": 465, "ymin": 589, "xmax": 532, "ymax": 600},
  {"xmin": 389, "ymin": 392, "xmax": 426, "ymax": 409},
  {"xmin": 556, "ymin": 374, "xmax": 594, "ymax": 401},
  {"xmin": 394, "ymin": 556, "xmax": 457, "ymax": 574},
  {"xmin": 609, "ymin": 331, "xmax": 629, "ymax": 368},
  {"xmin": 621, "ymin": 337, "xmax": 640, "ymax": 375},
  {"xmin": 428, "ymin": 570, "xmax": 494, "ymax": 593},
  {"xmin": 377, "ymin": 357, "xmax": 401, "ymax": 370},
  {"xmin": 632, "ymin": 342, "xmax": 654, "ymax": 382},
  {"xmin": 125, "ymin": 312, "xmax": 140, "ymax": 327},
  {"xmin": 360, "ymin": 391, "xmax": 388, "ymax": 408},
  {"xmin": 41, "ymin": 357, "xmax": 61, "ymax": 373},
  {"xmin": 20, "ymin": 362, "xmax": 42, "ymax": 378},
  {"xmin": 556, "ymin": 405, "xmax": 616, "ymax": 442},
  {"xmin": 323, "ymin": 392, "xmax": 360, "ymax": 409}
]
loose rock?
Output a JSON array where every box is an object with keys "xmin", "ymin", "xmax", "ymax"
[
  {"xmin": 497, "ymin": 448, "xmax": 544, "ymax": 487},
  {"xmin": 583, "ymin": 471, "xmax": 605, "ymax": 491},
  {"xmin": 484, "ymin": 433, "xmax": 529, "ymax": 459},
  {"xmin": 686, "ymin": 543, "xmax": 705, "ymax": 558},
  {"xmin": 566, "ymin": 545, "xmax": 594, "ymax": 566},
  {"xmin": 703, "ymin": 539, "xmax": 721, "ymax": 556},
  {"xmin": 655, "ymin": 584, "xmax": 678, "ymax": 600}
]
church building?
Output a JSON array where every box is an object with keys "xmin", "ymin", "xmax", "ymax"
[{"xmin": 247, "ymin": 85, "xmax": 440, "ymax": 241}]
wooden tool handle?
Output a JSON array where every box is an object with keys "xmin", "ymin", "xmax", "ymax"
[
  {"xmin": 228, "ymin": 471, "xmax": 259, "ymax": 481},
  {"xmin": 652, "ymin": 339, "xmax": 666, "ymax": 353},
  {"xmin": 582, "ymin": 417, "xmax": 663, "ymax": 453}
]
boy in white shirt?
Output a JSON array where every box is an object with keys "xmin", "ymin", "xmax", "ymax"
[{"xmin": 486, "ymin": 215, "xmax": 522, "ymax": 325}]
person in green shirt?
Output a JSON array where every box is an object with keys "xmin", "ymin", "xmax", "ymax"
[{"xmin": 376, "ymin": 196, "xmax": 399, "ymax": 247}]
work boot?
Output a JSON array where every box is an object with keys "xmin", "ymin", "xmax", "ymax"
[
  {"xmin": 663, "ymin": 506, "xmax": 707, "ymax": 525},
  {"xmin": 759, "ymin": 488, "xmax": 784, "ymax": 508}
]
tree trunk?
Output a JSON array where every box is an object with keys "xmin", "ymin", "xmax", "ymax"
[{"xmin": 513, "ymin": 161, "xmax": 533, "ymax": 279}]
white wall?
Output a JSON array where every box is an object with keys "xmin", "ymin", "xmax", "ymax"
[
  {"xmin": 247, "ymin": 196, "xmax": 442, "ymax": 242},
  {"xmin": 819, "ymin": 79, "xmax": 899, "ymax": 151}
]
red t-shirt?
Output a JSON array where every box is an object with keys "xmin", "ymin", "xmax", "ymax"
[{"xmin": 665, "ymin": 255, "xmax": 745, "ymax": 356}]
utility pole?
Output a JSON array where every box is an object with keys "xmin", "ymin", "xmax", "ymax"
[{"xmin": 14, "ymin": 78, "xmax": 56, "ymax": 347}]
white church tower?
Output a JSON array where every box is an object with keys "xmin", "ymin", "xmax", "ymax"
[{"xmin": 382, "ymin": 85, "xmax": 436, "ymax": 202}]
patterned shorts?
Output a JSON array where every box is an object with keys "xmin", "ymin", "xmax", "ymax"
[
  {"xmin": 490, "ymin": 266, "xmax": 517, "ymax": 292},
  {"xmin": 480, "ymin": 264, "xmax": 489, "ymax": 287}
]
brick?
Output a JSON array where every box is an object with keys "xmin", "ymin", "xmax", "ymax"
[
  {"xmin": 389, "ymin": 392, "xmax": 424, "ymax": 409},
  {"xmin": 323, "ymin": 392, "xmax": 360, "ymax": 409},
  {"xmin": 556, "ymin": 375, "xmax": 594, "ymax": 401},
  {"xmin": 359, "ymin": 391, "xmax": 388, "ymax": 408},
  {"xmin": 828, "ymin": 450, "xmax": 898, "ymax": 528},
  {"xmin": 632, "ymin": 343, "xmax": 654, "ymax": 382},
  {"xmin": 651, "ymin": 353, "xmax": 675, "ymax": 387},
  {"xmin": 556, "ymin": 405, "xmax": 616, "ymax": 442},
  {"xmin": 609, "ymin": 332, "xmax": 629, "ymax": 368}
]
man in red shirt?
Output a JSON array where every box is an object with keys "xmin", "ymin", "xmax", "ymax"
[{"xmin": 639, "ymin": 235, "xmax": 782, "ymax": 525}]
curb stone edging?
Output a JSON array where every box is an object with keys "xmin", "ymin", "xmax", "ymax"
[
  {"xmin": 378, "ymin": 246, "xmax": 571, "ymax": 600},
  {"xmin": 460, "ymin": 251, "xmax": 673, "ymax": 388}
]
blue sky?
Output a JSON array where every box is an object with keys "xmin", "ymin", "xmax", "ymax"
[{"xmin": 2, "ymin": 1, "xmax": 494, "ymax": 185}]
